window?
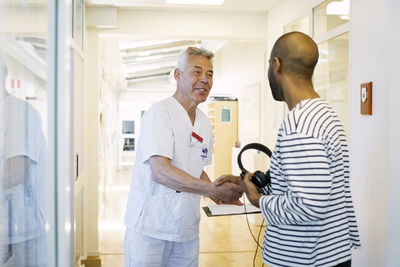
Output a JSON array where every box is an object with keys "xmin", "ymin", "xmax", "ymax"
[
  {"xmin": 122, "ymin": 120, "xmax": 135, "ymax": 134},
  {"xmin": 313, "ymin": 0, "xmax": 349, "ymax": 36},
  {"xmin": 313, "ymin": 0, "xmax": 350, "ymax": 131},
  {"xmin": 314, "ymin": 32, "xmax": 349, "ymax": 130},
  {"xmin": 123, "ymin": 138, "xmax": 135, "ymax": 151}
]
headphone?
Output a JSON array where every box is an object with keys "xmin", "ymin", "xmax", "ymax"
[{"xmin": 237, "ymin": 143, "xmax": 272, "ymax": 195}]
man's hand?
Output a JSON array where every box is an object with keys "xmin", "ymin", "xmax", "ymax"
[
  {"xmin": 210, "ymin": 181, "xmax": 243, "ymax": 204},
  {"xmin": 214, "ymin": 174, "xmax": 241, "ymax": 186},
  {"xmin": 240, "ymin": 172, "xmax": 262, "ymax": 208},
  {"xmin": 212, "ymin": 174, "xmax": 243, "ymax": 205}
]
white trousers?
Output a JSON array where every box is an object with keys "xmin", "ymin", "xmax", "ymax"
[
  {"xmin": 124, "ymin": 229, "xmax": 199, "ymax": 267},
  {"xmin": 1, "ymin": 236, "xmax": 47, "ymax": 267}
]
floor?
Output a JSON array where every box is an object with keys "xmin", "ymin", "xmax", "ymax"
[{"xmin": 99, "ymin": 166, "xmax": 267, "ymax": 267}]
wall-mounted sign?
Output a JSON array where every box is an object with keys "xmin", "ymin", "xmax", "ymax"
[{"xmin": 220, "ymin": 107, "xmax": 232, "ymax": 123}]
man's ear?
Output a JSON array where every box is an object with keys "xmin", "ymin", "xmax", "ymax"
[
  {"xmin": 174, "ymin": 68, "xmax": 180, "ymax": 81},
  {"xmin": 273, "ymin": 57, "xmax": 281, "ymax": 75}
]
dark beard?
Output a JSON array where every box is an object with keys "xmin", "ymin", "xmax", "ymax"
[{"xmin": 268, "ymin": 67, "xmax": 284, "ymax": 101}]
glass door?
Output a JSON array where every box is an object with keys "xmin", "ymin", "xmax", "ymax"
[
  {"xmin": 0, "ymin": 0, "xmax": 54, "ymax": 266},
  {"xmin": 1, "ymin": 1, "xmax": 75, "ymax": 266}
]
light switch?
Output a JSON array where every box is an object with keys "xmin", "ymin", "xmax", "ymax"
[{"xmin": 360, "ymin": 82, "xmax": 372, "ymax": 115}]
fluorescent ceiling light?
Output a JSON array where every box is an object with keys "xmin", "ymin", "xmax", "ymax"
[
  {"xmin": 119, "ymin": 40, "xmax": 174, "ymax": 50},
  {"xmin": 166, "ymin": 0, "xmax": 224, "ymax": 5},
  {"xmin": 138, "ymin": 51, "xmax": 152, "ymax": 57},
  {"xmin": 124, "ymin": 64, "xmax": 162, "ymax": 74},
  {"xmin": 135, "ymin": 55, "xmax": 164, "ymax": 62},
  {"xmin": 326, "ymin": 0, "xmax": 349, "ymax": 16}
]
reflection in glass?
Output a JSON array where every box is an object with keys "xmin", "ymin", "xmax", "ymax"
[
  {"xmin": 313, "ymin": 0, "xmax": 349, "ymax": 37},
  {"xmin": 1, "ymin": 1, "xmax": 50, "ymax": 266},
  {"xmin": 313, "ymin": 33, "xmax": 349, "ymax": 130}
]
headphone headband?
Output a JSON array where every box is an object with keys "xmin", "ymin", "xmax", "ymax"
[{"xmin": 237, "ymin": 143, "xmax": 272, "ymax": 174}]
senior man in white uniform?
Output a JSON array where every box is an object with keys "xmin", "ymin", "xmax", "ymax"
[
  {"xmin": 0, "ymin": 54, "xmax": 47, "ymax": 266},
  {"xmin": 124, "ymin": 47, "xmax": 243, "ymax": 267}
]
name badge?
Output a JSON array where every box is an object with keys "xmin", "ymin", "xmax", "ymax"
[{"xmin": 191, "ymin": 131, "xmax": 203, "ymax": 143}]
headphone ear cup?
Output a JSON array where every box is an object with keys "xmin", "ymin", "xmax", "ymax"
[
  {"xmin": 251, "ymin": 170, "xmax": 267, "ymax": 188},
  {"xmin": 265, "ymin": 170, "xmax": 271, "ymax": 185}
]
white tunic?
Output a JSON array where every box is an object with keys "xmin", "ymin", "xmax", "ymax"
[
  {"xmin": 125, "ymin": 97, "xmax": 213, "ymax": 242},
  {"xmin": 0, "ymin": 94, "xmax": 47, "ymax": 244}
]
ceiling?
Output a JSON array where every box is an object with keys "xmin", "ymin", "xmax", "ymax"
[
  {"xmin": 119, "ymin": 39, "xmax": 229, "ymax": 86},
  {"xmin": 119, "ymin": 39, "xmax": 201, "ymax": 85},
  {"xmin": 2, "ymin": 0, "xmax": 280, "ymax": 88},
  {"xmin": 97, "ymin": 0, "xmax": 280, "ymax": 88},
  {"xmin": 85, "ymin": 0, "xmax": 280, "ymax": 13}
]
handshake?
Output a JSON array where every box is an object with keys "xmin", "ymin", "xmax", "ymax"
[
  {"xmin": 210, "ymin": 173, "xmax": 263, "ymax": 208},
  {"xmin": 210, "ymin": 143, "xmax": 273, "ymax": 207}
]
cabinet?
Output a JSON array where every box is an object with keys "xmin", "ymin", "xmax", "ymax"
[{"xmin": 208, "ymin": 99, "xmax": 238, "ymax": 179}]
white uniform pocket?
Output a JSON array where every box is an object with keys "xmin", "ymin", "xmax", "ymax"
[
  {"xmin": 174, "ymin": 142, "xmax": 207, "ymax": 179},
  {"xmin": 138, "ymin": 193, "xmax": 201, "ymax": 242}
]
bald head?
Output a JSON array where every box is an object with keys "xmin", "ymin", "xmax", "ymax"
[{"xmin": 271, "ymin": 31, "xmax": 319, "ymax": 80}]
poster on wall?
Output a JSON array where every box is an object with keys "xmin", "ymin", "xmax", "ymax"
[{"xmin": 220, "ymin": 107, "xmax": 232, "ymax": 123}]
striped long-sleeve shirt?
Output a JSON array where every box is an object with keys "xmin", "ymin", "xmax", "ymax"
[{"xmin": 259, "ymin": 98, "xmax": 361, "ymax": 267}]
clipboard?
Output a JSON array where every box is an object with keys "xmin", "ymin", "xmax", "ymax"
[{"xmin": 202, "ymin": 204, "xmax": 261, "ymax": 217}]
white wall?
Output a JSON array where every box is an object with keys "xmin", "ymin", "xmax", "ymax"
[
  {"xmin": 212, "ymin": 41, "xmax": 267, "ymax": 146},
  {"xmin": 387, "ymin": 1, "xmax": 400, "ymax": 265},
  {"xmin": 264, "ymin": 0, "xmax": 310, "ymax": 148},
  {"xmin": 83, "ymin": 29, "xmax": 100, "ymax": 257},
  {"xmin": 114, "ymin": 9, "xmax": 268, "ymax": 41},
  {"xmin": 98, "ymin": 38, "xmax": 123, "ymax": 189},
  {"xmin": 350, "ymin": 0, "xmax": 400, "ymax": 266}
]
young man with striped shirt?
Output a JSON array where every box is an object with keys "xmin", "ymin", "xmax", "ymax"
[{"xmin": 241, "ymin": 32, "xmax": 361, "ymax": 266}]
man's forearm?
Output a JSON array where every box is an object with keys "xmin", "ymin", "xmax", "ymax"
[
  {"xmin": 150, "ymin": 156, "xmax": 213, "ymax": 196},
  {"xmin": 149, "ymin": 156, "xmax": 243, "ymax": 203}
]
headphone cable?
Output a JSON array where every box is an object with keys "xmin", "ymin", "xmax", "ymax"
[
  {"xmin": 243, "ymin": 196, "xmax": 265, "ymax": 267},
  {"xmin": 253, "ymin": 218, "xmax": 265, "ymax": 267},
  {"xmin": 243, "ymin": 196, "xmax": 263, "ymax": 249}
]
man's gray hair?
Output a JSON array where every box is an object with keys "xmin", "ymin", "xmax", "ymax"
[{"xmin": 176, "ymin": 47, "xmax": 214, "ymax": 71}]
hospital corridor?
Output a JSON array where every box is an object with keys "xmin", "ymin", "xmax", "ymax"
[{"xmin": 1, "ymin": 0, "xmax": 400, "ymax": 267}]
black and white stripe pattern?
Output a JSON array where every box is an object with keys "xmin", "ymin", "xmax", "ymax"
[{"xmin": 259, "ymin": 98, "xmax": 361, "ymax": 267}]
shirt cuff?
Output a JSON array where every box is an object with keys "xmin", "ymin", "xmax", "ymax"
[{"xmin": 258, "ymin": 195, "xmax": 271, "ymax": 216}]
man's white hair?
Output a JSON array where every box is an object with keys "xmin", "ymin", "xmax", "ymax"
[{"xmin": 176, "ymin": 47, "xmax": 214, "ymax": 71}]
